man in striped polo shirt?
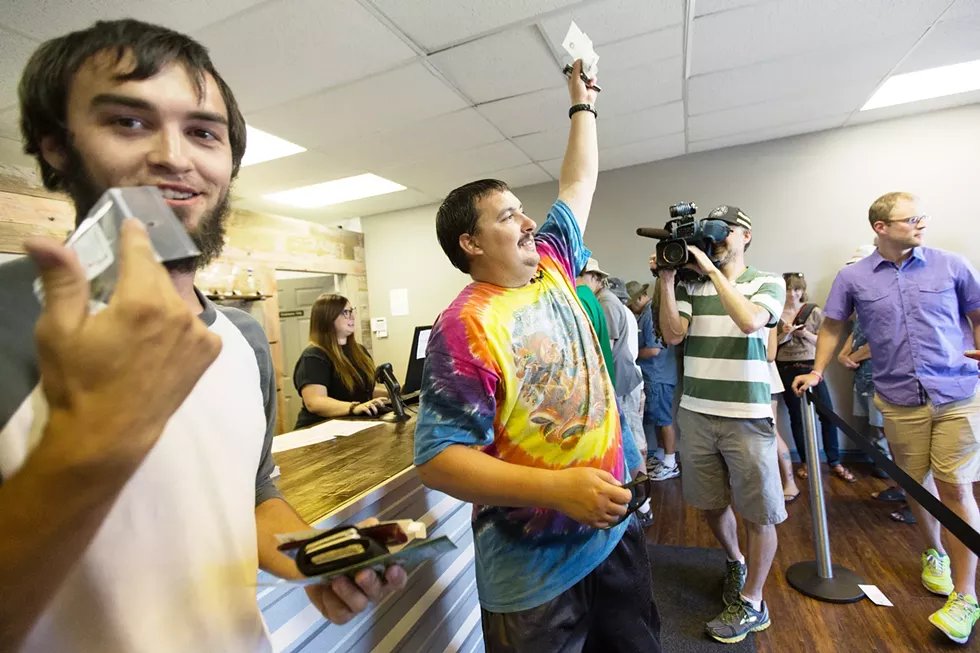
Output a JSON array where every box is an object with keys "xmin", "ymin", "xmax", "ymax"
[{"xmin": 653, "ymin": 205, "xmax": 787, "ymax": 645}]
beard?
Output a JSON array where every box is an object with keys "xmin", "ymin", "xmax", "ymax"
[{"xmin": 62, "ymin": 141, "xmax": 231, "ymax": 274}]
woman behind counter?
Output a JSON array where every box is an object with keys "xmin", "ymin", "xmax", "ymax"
[{"xmin": 293, "ymin": 294, "xmax": 390, "ymax": 429}]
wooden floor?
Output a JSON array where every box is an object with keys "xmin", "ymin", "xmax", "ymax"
[{"xmin": 645, "ymin": 463, "xmax": 980, "ymax": 653}]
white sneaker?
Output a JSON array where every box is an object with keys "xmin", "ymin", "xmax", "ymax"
[{"xmin": 648, "ymin": 458, "xmax": 680, "ymax": 481}]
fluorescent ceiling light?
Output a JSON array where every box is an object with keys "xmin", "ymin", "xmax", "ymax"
[
  {"xmin": 861, "ymin": 59, "xmax": 980, "ymax": 111},
  {"xmin": 264, "ymin": 174, "xmax": 406, "ymax": 208},
  {"xmin": 240, "ymin": 125, "xmax": 306, "ymax": 166}
]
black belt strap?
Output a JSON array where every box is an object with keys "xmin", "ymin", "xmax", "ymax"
[{"xmin": 807, "ymin": 389, "xmax": 980, "ymax": 557}]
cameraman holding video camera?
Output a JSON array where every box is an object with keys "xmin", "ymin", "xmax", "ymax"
[{"xmin": 651, "ymin": 205, "xmax": 786, "ymax": 645}]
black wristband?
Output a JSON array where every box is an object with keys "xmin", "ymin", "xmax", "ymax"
[{"xmin": 569, "ymin": 103, "xmax": 597, "ymax": 119}]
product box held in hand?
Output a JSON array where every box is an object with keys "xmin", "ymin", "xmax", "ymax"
[
  {"xmin": 269, "ymin": 519, "xmax": 456, "ymax": 586},
  {"xmin": 33, "ymin": 186, "xmax": 200, "ymax": 311}
]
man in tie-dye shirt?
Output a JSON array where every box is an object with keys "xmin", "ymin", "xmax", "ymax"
[{"xmin": 414, "ymin": 60, "xmax": 661, "ymax": 653}]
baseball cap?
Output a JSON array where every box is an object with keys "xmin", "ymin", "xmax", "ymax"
[
  {"xmin": 846, "ymin": 244, "xmax": 876, "ymax": 265},
  {"xmin": 627, "ymin": 280, "xmax": 651, "ymax": 304},
  {"xmin": 706, "ymin": 205, "xmax": 752, "ymax": 230},
  {"xmin": 581, "ymin": 257, "xmax": 608, "ymax": 277},
  {"xmin": 607, "ymin": 277, "xmax": 629, "ymax": 303}
]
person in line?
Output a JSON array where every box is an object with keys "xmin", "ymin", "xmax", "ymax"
[
  {"xmin": 0, "ymin": 20, "xmax": 405, "ymax": 652},
  {"xmin": 576, "ymin": 258, "xmax": 616, "ymax": 386},
  {"xmin": 768, "ymin": 327, "xmax": 800, "ymax": 503},
  {"xmin": 776, "ymin": 272, "xmax": 855, "ymax": 483},
  {"xmin": 630, "ymin": 281, "xmax": 680, "ymax": 479},
  {"xmin": 414, "ymin": 60, "xmax": 661, "ymax": 652},
  {"xmin": 794, "ymin": 192, "xmax": 980, "ymax": 644},
  {"xmin": 293, "ymin": 293, "xmax": 390, "ymax": 428},
  {"xmin": 599, "ymin": 276, "xmax": 655, "ymax": 527},
  {"xmin": 655, "ymin": 204, "xmax": 786, "ymax": 644}
]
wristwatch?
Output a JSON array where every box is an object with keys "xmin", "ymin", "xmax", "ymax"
[{"xmin": 569, "ymin": 103, "xmax": 597, "ymax": 119}]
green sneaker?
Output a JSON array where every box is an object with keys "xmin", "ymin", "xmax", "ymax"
[
  {"xmin": 922, "ymin": 549, "xmax": 954, "ymax": 596},
  {"xmin": 706, "ymin": 598, "xmax": 771, "ymax": 644},
  {"xmin": 929, "ymin": 593, "xmax": 980, "ymax": 644},
  {"xmin": 722, "ymin": 559, "xmax": 747, "ymax": 606}
]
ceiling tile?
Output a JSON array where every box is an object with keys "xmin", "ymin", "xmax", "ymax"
[
  {"xmin": 944, "ymin": 0, "xmax": 980, "ymax": 21},
  {"xmin": 690, "ymin": 0, "xmax": 952, "ymax": 76},
  {"xmin": 478, "ymin": 86, "xmax": 569, "ymax": 137},
  {"xmin": 695, "ymin": 0, "xmax": 776, "ymax": 17},
  {"xmin": 370, "ymin": 0, "xmax": 580, "ymax": 52},
  {"xmin": 238, "ymin": 188, "xmax": 435, "ymax": 222},
  {"xmin": 687, "ymin": 82, "xmax": 871, "ymax": 141},
  {"xmin": 195, "ymin": 0, "xmax": 415, "ymax": 113},
  {"xmin": 539, "ymin": 157, "xmax": 563, "ymax": 179},
  {"xmin": 234, "ymin": 150, "xmax": 365, "ymax": 197},
  {"xmin": 0, "ymin": 28, "xmax": 38, "ymax": 110},
  {"xmin": 687, "ymin": 114, "xmax": 849, "ymax": 152},
  {"xmin": 0, "ymin": 106, "xmax": 21, "ymax": 141},
  {"xmin": 0, "ymin": 135, "xmax": 34, "ymax": 168},
  {"xmin": 596, "ymin": 26, "xmax": 683, "ymax": 73},
  {"xmin": 429, "ymin": 27, "xmax": 564, "ymax": 104},
  {"xmin": 326, "ymin": 109, "xmax": 505, "ymax": 172},
  {"xmin": 688, "ymin": 34, "xmax": 916, "ymax": 115},
  {"xmin": 595, "ymin": 58, "xmax": 683, "ymax": 116},
  {"xmin": 539, "ymin": 0, "xmax": 685, "ymax": 50},
  {"xmin": 514, "ymin": 101, "xmax": 684, "ymax": 160},
  {"xmin": 382, "ymin": 141, "xmax": 532, "ymax": 196},
  {"xmin": 248, "ymin": 63, "xmax": 468, "ymax": 149},
  {"xmin": 0, "ymin": 0, "xmax": 265, "ymax": 41},
  {"xmin": 895, "ymin": 17, "xmax": 980, "ymax": 74},
  {"xmin": 596, "ymin": 132, "xmax": 686, "ymax": 171}
]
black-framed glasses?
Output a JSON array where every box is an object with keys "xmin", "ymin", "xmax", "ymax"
[
  {"xmin": 341, "ymin": 308, "xmax": 356, "ymax": 318},
  {"xmin": 885, "ymin": 214, "xmax": 928, "ymax": 226}
]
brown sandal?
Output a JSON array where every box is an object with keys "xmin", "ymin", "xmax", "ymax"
[{"xmin": 831, "ymin": 465, "xmax": 856, "ymax": 483}]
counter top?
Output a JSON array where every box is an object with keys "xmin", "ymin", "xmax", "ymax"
[{"xmin": 272, "ymin": 415, "xmax": 417, "ymax": 525}]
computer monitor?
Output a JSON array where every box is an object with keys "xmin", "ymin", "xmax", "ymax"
[{"xmin": 401, "ymin": 325, "xmax": 432, "ymax": 396}]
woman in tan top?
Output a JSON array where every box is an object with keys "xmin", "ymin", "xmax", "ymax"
[{"xmin": 775, "ymin": 273, "xmax": 855, "ymax": 483}]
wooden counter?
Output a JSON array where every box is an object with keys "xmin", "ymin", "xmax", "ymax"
[{"xmin": 272, "ymin": 415, "xmax": 417, "ymax": 525}]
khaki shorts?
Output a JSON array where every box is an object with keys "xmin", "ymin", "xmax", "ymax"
[
  {"xmin": 619, "ymin": 386, "xmax": 647, "ymax": 457},
  {"xmin": 676, "ymin": 407, "xmax": 788, "ymax": 526},
  {"xmin": 875, "ymin": 393, "xmax": 980, "ymax": 485}
]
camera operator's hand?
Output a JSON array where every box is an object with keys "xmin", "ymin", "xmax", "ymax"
[
  {"xmin": 649, "ymin": 253, "xmax": 675, "ymax": 283},
  {"xmin": 792, "ymin": 372, "xmax": 822, "ymax": 397},
  {"xmin": 567, "ymin": 59, "xmax": 599, "ymax": 106},
  {"xmin": 685, "ymin": 245, "xmax": 719, "ymax": 277},
  {"xmin": 552, "ymin": 467, "xmax": 631, "ymax": 529}
]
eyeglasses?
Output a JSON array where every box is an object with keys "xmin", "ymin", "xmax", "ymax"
[
  {"xmin": 341, "ymin": 308, "xmax": 356, "ymax": 318},
  {"xmin": 884, "ymin": 214, "xmax": 928, "ymax": 226}
]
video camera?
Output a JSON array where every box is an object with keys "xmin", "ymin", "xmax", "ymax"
[{"xmin": 636, "ymin": 202, "xmax": 732, "ymax": 270}]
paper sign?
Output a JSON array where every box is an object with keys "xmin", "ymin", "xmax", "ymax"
[
  {"xmin": 858, "ymin": 584, "xmax": 893, "ymax": 607},
  {"xmin": 390, "ymin": 289, "xmax": 409, "ymax": 316},
  {"xmin": 562, "ymin": 22, "xmax": 599, "ymax": 77},
  {"xmin": 416, "ymin": 329, "xmax": 430, "ymax": 359},
  {"xmin": 272, "ymin": 420, "xmax": 384, "ymax": 453}
]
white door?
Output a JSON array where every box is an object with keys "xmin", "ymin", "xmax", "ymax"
[{"xmin": 277, "ymin": 273, "xmax": 341, "ymax": 430}]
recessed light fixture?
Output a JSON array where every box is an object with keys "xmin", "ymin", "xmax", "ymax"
[
  {"xmin": 861, "ymin": 59, "xmax": 980, "ymax": 111},
  {"xmin": 240, "ymin": 125, "xmax": 306, "ymax": 166},
  {"xmin": 263, "ymin": 173, "xmax": 407, "ymax": 208}
]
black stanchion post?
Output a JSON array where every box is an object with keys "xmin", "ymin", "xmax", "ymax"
[{"xmin": 785, "ymin": 391, "xmax": 866, "ymax": 603}]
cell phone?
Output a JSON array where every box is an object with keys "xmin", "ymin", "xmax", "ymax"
[{"xmin": 562, "ymin": 64, "xmax": 602, "ymax": 92}]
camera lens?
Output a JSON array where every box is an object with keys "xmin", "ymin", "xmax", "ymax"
[
  {"xmin": 669, "ymin": 202, "xmax": 697, "ymax": 218},
  {"xmin": 661, "ymin": 241, "xmax": 687, "ymax": 267}
]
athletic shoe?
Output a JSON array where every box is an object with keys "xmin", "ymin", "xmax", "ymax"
[
  {"xmin": 722, "ymin": 559, "xmax": 747, "ymax": 606},
  {"xmin": 922, "ymin": 548, "xmax": 954, "ymax": 596},
  {"xmin": 706, "ymin": 597, "xmax": 771, "ymax": 644},
  {"xmin": 648, "ymin": 457, "xmax": 680, "ymax": 481},
  {"xmin": 930, "ymin": 592, "xmax": 980, "ymax": 644}
]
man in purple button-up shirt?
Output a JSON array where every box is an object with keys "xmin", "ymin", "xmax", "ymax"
[{"xmin": 793, "ymin": 192, "xmax": 980, "ymax": 644}]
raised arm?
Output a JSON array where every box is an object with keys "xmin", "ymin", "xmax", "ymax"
[{"xmin": 557, "ymin": 59, "xmax": 599, "ymax": 233}]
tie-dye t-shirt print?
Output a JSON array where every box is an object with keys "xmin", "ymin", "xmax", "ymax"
[{"xmin": 414, "ymin": 200, "xmax": 629, "ymax": 613}]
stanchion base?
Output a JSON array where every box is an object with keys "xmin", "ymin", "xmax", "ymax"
[{"xmin": 786, "ymin": 562, "xmax": 866, "ymax": 603}]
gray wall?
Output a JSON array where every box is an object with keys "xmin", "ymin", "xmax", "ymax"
[{"xmin": 363, "ymin": 102, "xmax": 980, "ymax": 454}]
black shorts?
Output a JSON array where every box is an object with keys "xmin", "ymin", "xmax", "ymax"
[{"xmin": 481, "ymin": 519, "xmax": 661, "ymax": 653}]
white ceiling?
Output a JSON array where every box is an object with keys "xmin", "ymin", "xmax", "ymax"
[{"xmin": 0, "ymin": 0, "xmax": 979, "ymax": 224}]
